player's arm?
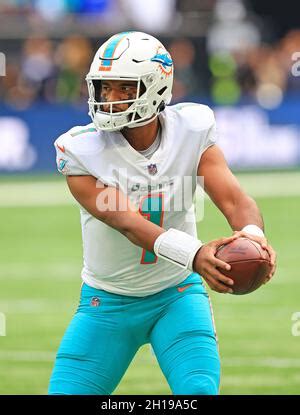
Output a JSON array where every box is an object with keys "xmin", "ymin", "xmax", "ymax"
[
  {"xmin": 66, "ymin": 174, "xmax": 235, "ymax": 292},
  {"xmin": 66, "ymin": 175, "xmax": 163, "ymax": 252},
  {"xmin": 198, "ymin": 144, "xmax": 264, "ymax": 230},
  {"xmin": 197, "ymin": 144, "xmax": 276, "ymax": 282}
]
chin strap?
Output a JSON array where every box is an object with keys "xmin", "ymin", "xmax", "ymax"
[
  {"xmin": 92, "ymin": 99, "xmax": 166, "ymax": 132},
  {"xmin": 126, "ymin": 113, "xmax": 158, "ymax": 129},
  {"xmin": 126, "ymin": 100, "xmax": 166, "ymax": 129}
]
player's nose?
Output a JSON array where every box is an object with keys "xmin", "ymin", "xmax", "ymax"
[{"xmin": 107, "ymin": 88, "xmax": 123, "ymax": 102}]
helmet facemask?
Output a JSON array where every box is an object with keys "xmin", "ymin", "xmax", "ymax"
[{"xmin": 86, "ymin": 73, "xmax": 168, "ymax": 131}]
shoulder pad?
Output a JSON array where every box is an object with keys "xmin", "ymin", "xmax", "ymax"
[
  {"xmin": 55, "ymin": 123, "xmax": 105, "ymax": 156},
  {"xmin": 170, "ymin": 103, "xmax": 215, "ymax": 131}
]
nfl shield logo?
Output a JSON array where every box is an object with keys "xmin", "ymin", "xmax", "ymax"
[
  {"xmin": 91, "ymin": 297, "xmax": 100, "ymax": 307},
  {"xmin": 147, "ymin": 164, "xmax": 158, "ymax": 175}
]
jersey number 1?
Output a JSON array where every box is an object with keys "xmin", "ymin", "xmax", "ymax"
[{"xmin": 139, "ymin": 193, "xmax": 164, "ymax": 264}]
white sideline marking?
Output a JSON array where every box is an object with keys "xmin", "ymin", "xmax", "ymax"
[
  {"xmin": 1, "ymin": 262, "xmax": 81, "ymax": 280},
  {"xmin": 0, "ymin": 172, "xmax": 300, "ymax": 207},
  {"xmin": 0, "ymin": 350, "xmax": 299, "ymax": 370},
  {"xmin": 0, "ymin": 313, "xmax": 6, "ymax": 336},
  {"xmin": 0, "ymin": 181, "xmax": 75, "ymax": 207},
  {"xmin": 0, "ymin": 351, "xmax": 55, "ymax": 362},
  {"xmin": 0, "ymin": 299, "xmax": 75, "ymax": 313},
  {"xmin": 221, "ymin": 376, "xmax": 293, "ymax": 387},
  {"xmin": 222, "ymin": 357, "xmax": 300, "ymax": 368},
  {"xmin": 232, "ymin": 171, "xmax": 300, "ymax": 198}
]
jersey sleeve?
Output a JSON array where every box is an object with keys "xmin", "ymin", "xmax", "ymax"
[
  {"xmin": 200, "ymin": 108, "xmax": 217, "ymax": 154},
  {"xmin": 54, "ymin": 133, "xmax": 90, "ymax": 176},
  {"xmin": 194, "ymin": 106, "xmax": 218, "ymax": 172}
]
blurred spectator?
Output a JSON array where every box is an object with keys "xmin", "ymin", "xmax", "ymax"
[
  {"xmin": 119, "ymin": 0, "xmax": 177, "ymax": 33},
  {"xmin": 168, "ymin": 38, "xmax": 201, "ymax": 101},
  {"xmin": 277, "ymin": 30, "xmax": 300, "ymax": 93},
  {"xmin": 2, "ymin": 36, "xmax": 56, "ymax": 108},
  {"xmin": 34, "ymin": 0, "xmax": 67, "ymax": 21},
  {"xmin": 54, "ymin": 35, "xmax": 93, "ymax": 102},
  {"xmin": 175, "ymin": 0, "xmax": 216, "ymax": 36},
  {"xmin": 207, "ymin": 0, "xmax": 261, "ymax": 104},
  {"xmin": 22, "ymin": 37, "xmax": 55, "ymax": 87},
  {"xmin": 0, "ymin": 0, "xmax": 300, "ymax": 108},
  {"xmin": 207, "ymin": 0, "xmax": 261, "ymax": 54},
  {"xmin": 0, "ymin": 0, "xmax": 32, "ymax": 14}
]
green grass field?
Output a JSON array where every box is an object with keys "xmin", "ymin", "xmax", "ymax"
[{"xmin": 0, "ymin": 171, "xmax": 300, "ymax": 394}]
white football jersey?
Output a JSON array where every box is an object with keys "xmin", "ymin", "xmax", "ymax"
[{"xmin": 54, "ymin": 103, "xmax": 217, "ymax": 296}]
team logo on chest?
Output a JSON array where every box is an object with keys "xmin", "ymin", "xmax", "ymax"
[{"xmin": 147, "ymin": 163, "xmax": 158, "ymax": 175}]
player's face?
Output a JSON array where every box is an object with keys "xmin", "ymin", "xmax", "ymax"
[{"xmin": 100, "ymin": 80, "xmax": 138, "ymax": 113}]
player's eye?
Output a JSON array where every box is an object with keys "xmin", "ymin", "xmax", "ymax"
[
  {"xmin": 101, "ymin": 85, "xmax": 110, "ymax": 93},
  {"xmin": 122, "ymin": 86, "xmax": 136, "ymax": 93}
]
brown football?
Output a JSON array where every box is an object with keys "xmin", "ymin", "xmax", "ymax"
[{"xmin": 215, "ymin": 237, "xmax": 272, "ymax": 295}]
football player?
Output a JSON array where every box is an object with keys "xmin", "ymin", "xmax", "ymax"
[{"xmin": 49, "ymin": 32, "xmax": 276, "ymax": 395}]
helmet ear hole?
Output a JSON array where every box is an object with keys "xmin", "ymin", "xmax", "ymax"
[
  {"xmin": 139, "ymin": 81, "xmax": 146, "ymax": 97},
  {"xmin": 158, "ymin": 101, "xmax": 166, "ymax": 113},
  {"xmin": 157, "ymin": 86, "xmax": 167, "ymax": 96},
  {"xmin": 93, "ymin": 80, "xmax": 102, "ymax": 101}
]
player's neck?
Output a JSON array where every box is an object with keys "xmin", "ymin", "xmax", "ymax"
[{"xmin": 121, "ymin": 117, "xmax": 160, "ymax": 152}]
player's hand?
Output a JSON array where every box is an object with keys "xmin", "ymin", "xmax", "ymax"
[
  {"xmin": 232, "ymin": 230, "xmax": 277, "ymax": 284},
  {"xmin": 193, "ymin": 235, "xmax": 239, "ymax": 294}
]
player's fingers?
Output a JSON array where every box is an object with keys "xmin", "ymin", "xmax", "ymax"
[
  {"xmin": 212, "ymin": 257, "xmax": 231, "ymax": 272},
  {"xmin": 263, "ymin": 276, "xmax": 271, "ymax": 284},
  {"xmin": 206, "ymin": 264, "xmax": 234, "ymax": 287},
  {"xmin": 211, "ymin": 234, "xmax": 239, "ymax": 248},
  {"xmin": 264, "ymin": 249, "xmax": 277, "ymax": 281},
  {"xmin": 204, "ymin": 273, "xmax": 233, "ymax": 294},
  {"xmin": 267, "ymin": 245, "xmax": 276, "ymax": 267},
  {"xmin": 270, "ymin": 263, "xmax": 276, "ymax": 277},
  {"xmin": 269, "ymin": 257, "xmax": 277, "ymax": 278},
  {"xmin": 263, "ymin": 269, "xmax": 275, "ymax": 283},
  {"xmin": 234, "ymin": 231, "xmax": 268, "ymax": 248},
  {"xmin": 234, "ymin": 232, "xmax": 277, "ymax": 271},
  {"xmin": 261, "ymin": 244, "xmax": 276, "ymax": 277}
]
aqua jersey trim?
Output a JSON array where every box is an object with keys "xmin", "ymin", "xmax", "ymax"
[{"xmin": 71, "ymin": 128, "xmax": 97, "ymax": 137}]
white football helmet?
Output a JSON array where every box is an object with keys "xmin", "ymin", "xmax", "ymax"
[{"xmin": 86, "ymin": 31, "xmax": 173, "ymax": 131}]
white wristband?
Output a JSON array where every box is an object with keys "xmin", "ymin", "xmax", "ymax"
[
  {"xmin": 154, "ymin": 228, "xmax": 203, "ymax": 271},
  {"xmin": 241, "ymin": 224, "xmax": 265, "ymax": 238}
]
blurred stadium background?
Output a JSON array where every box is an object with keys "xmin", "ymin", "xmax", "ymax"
[{"xmin": 0, "ymin": 0, "xmax": 300, "ymax": 395}]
